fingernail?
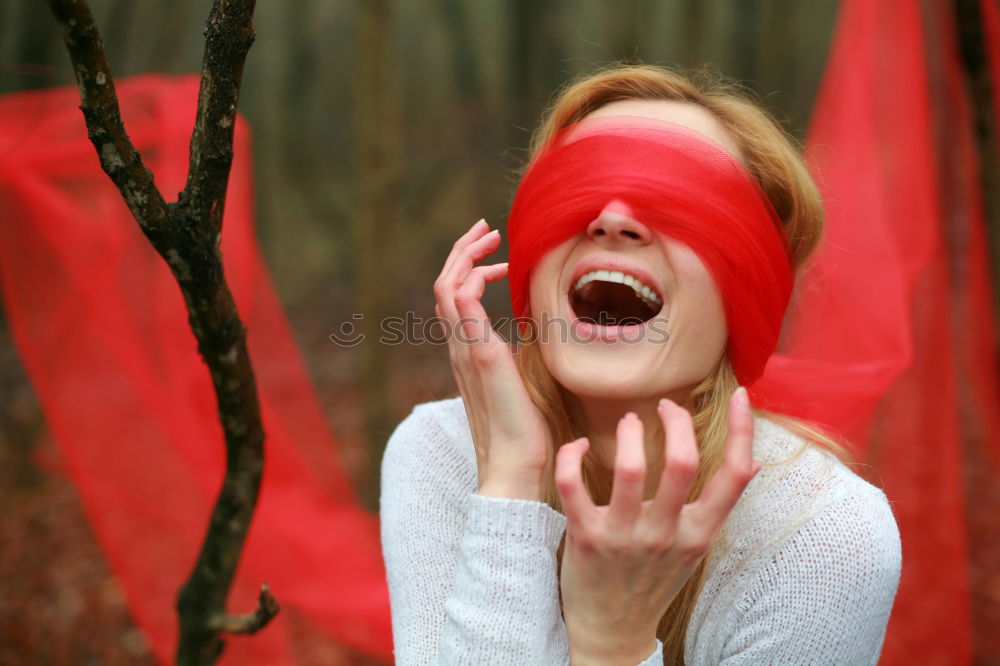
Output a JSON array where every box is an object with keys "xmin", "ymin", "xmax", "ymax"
[{"xmin": 734, "ymin": 386, "xmax": 749, "ymax": 411}]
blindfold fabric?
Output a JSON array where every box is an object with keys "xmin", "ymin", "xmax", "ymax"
[{"xmin": 506, "ymin": 115, "xmax": 793, "ymax": 386}]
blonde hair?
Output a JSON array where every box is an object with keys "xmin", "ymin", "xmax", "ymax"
[{"xmin": 512, "ymin": 64, "xmax": 849, "ymax": 664}]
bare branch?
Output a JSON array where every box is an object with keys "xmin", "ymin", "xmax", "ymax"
[
  {"xmin": 46, "ymin": 0, "xmax": 170, "ymax": 236},
  {"xmin": 46, "ymin": 0, "xmax": 273, "ymax": 664},
  {"xmin": 208, "ymin": 584, "xmax": 280, "ymax": 635},
  {"xmin": 178, "ymin": 0, "xmax": 257, "ymax": 235}
]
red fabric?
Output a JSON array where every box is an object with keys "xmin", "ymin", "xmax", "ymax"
[
  {"xmin": 754, "ymin": 0, "xmax": 1000, "ymax": 662},
  {"xmin": 0, "ymin": 76, "xmax": 393, "ymax": 664},
  {"xmin": 506, "ymin": 116, "xmax": 793, "ymax": 386}
]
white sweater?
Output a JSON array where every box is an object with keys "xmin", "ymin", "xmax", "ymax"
[{"xmin": 379, "ymin": 396, "xmax": 901, "ymax": 665}]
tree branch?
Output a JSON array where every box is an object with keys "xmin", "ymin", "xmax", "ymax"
[
  {"xmin": 178, "ymin": 0, "xmax": 257, "ymax": 235},
  {"xmin": 46, "ymin": 1, "xmax": 272, "ymax": 664},
  {"xmin": 46, "ymin": 0, "xmax": 171, "ymax": 237},
  {"xmin": 954, "ymin": 0, "xmax": 1000, "ymax": 323},
  {"xmin": 207, "ymin": 584, "xmax": 280, "ymax": 635}
]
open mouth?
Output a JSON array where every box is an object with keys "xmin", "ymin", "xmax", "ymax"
[{"xmin": 569, "ymin": 270, "xmax": 663, "ymax": 326}]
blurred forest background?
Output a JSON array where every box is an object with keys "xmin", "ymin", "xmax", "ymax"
[{"xmin": 0, "ymin": 0, "xmax": 996, "ymax": 664}]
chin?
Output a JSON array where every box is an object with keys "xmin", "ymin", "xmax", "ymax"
[
  {"xmin": 542, "ymin": 346, "xmax": 659, "ymax": 401},
  {"xmin": 540, "ymin": 341, "xmax": 716, "ymax": 404}
]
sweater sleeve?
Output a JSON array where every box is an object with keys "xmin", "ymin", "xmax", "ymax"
[
  {"xmin": 379, "ymin": 402, "xmax": 665, "ymax": 666},
  {"xmin": 717, "ymin": 490, "xmax": 902, "ymax": 665}
]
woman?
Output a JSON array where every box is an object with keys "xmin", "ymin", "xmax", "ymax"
[{"xmin": 380, "ymin": 65, "xmax": 902, "ymax": 665}]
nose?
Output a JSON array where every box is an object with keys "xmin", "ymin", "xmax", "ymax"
[{"xmin": 586, "ymin": 198, "xmax": 653, "ymax": 245}]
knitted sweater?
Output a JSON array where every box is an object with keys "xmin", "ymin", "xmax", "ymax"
[{"xmin": 379, "ymin": 396, "xmax": 902, "ymax": 665}]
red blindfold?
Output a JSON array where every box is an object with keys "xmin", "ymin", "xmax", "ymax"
[{"xmin": 506, "ymin": 115, "xmax": 794, "ymax": 386}]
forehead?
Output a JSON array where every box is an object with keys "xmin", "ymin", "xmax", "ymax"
[{"xmin": 583, "ymin": 99, "xmax": 743, "ymax": 161}]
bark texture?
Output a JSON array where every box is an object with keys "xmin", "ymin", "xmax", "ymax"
[{"xmin": 44, "ymin": 1, "xmax": 276, "ymax": 664}]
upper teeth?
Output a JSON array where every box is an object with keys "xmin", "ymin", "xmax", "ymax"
[{"xmin": 574, "ymin": 270, "xmax": 662, "ymax": 305}]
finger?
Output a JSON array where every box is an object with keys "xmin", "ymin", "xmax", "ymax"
[
  {"xmin": 690, "ymin": 387, "xmax": 757, "ymax": 531},
  {"xmin": 454, "ymin": 263, "xmax": 509, "ymax": 343},
  {"xmin": 608, "ymin": 413, "xmax": 646, "ymax": 525},
  {"xmin": 454, "ymin": 263, "xmax": 509, "ymax": 317},
  {"xmin": 445, "ymin": 263, "xmax": 508, "ymax": 371},
  {"xmin": 555, "ymin": 438, "xmax": 596, "ymax": 529},
  {"xmin": 440, "ymin": 218, "xmax": 488, "ymax": 277},
  {"xmin": 442, "ymin": 229, "xmax": 501, "ymax": 290},
  {"xmin": 434, "ymin": 220, "xmax": 497, "ymax": 319},
  {"xmin": 648, "ymin": 399, "xmax": 699, "ymax": 525},
  {"xmin": 435, "ymin": 229, "xmax": 502, "ymax": 322}
]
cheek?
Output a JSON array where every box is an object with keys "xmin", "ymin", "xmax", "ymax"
[
  {"xmin": 672, "ymin": 247, "xmax": 728, "ymax": 350},
  {"xmin": 526, "ymin": 246, "xmax": 569, "ymax": 316},
  {"xmin": 689, "ymin": 294, "xmax": 728, "ymax": 347}
]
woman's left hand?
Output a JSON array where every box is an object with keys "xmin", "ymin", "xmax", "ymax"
[{"xmin": 556, "ymin": 390, "xmax": 759, "ymax": 665}]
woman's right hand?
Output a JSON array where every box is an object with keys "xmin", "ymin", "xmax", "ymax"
[{"xmin": 434, "ymin": 219, "xmax": 553, "ymax": 502}]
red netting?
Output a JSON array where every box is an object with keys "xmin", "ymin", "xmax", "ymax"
[
  {"xmin": 507, "ymin": 116, "xmax": 794, "ymax": 387},
  {"xmin": 0, "ymin": 76, "xmax": 393, "ymax": 664},
  {"xmin": 753, "ymin": 0, "xmax": 999, "ymax": 661}
]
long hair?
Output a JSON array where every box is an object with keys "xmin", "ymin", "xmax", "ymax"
[{"xmin": 511, "ymin": 64, "xmax": 848, "ymax": 664}]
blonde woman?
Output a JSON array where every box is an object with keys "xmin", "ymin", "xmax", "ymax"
[{"xmin": 380, "ymin": 65, "xmax": 902, "ymax": 665}]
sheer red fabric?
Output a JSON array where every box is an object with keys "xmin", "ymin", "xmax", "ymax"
[
  {"xmin": 506, "ymin": 116, "xmax": 793, "ymax": 387},
  {"xmin": 0, "ymin": 76, "xmax": 392, "ymax": 664},
  {"xmin": 753, "ymin": 0, "xmax": 999, "ymax": 662}
]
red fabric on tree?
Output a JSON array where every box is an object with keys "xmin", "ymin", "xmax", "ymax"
[
  {"xmin": 0, "ymin": 76, "xmax": 392, "ymax": 664},
  {"xmin": 506, "ymin": 116, "xmax": 793, "ymax": 387}
]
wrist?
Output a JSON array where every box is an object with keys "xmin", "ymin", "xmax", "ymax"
[
  {"xmin": 569, "ymin": 633, "xmax": 658, "ymax": 666},
  {"xmin": 477, "ymin": 469, "xmax": 545, "ymax": 502}
]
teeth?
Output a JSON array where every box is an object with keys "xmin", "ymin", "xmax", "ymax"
[{"xmin": 573, "ymin": 269, "xmax": 663, "ymax": 305}]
